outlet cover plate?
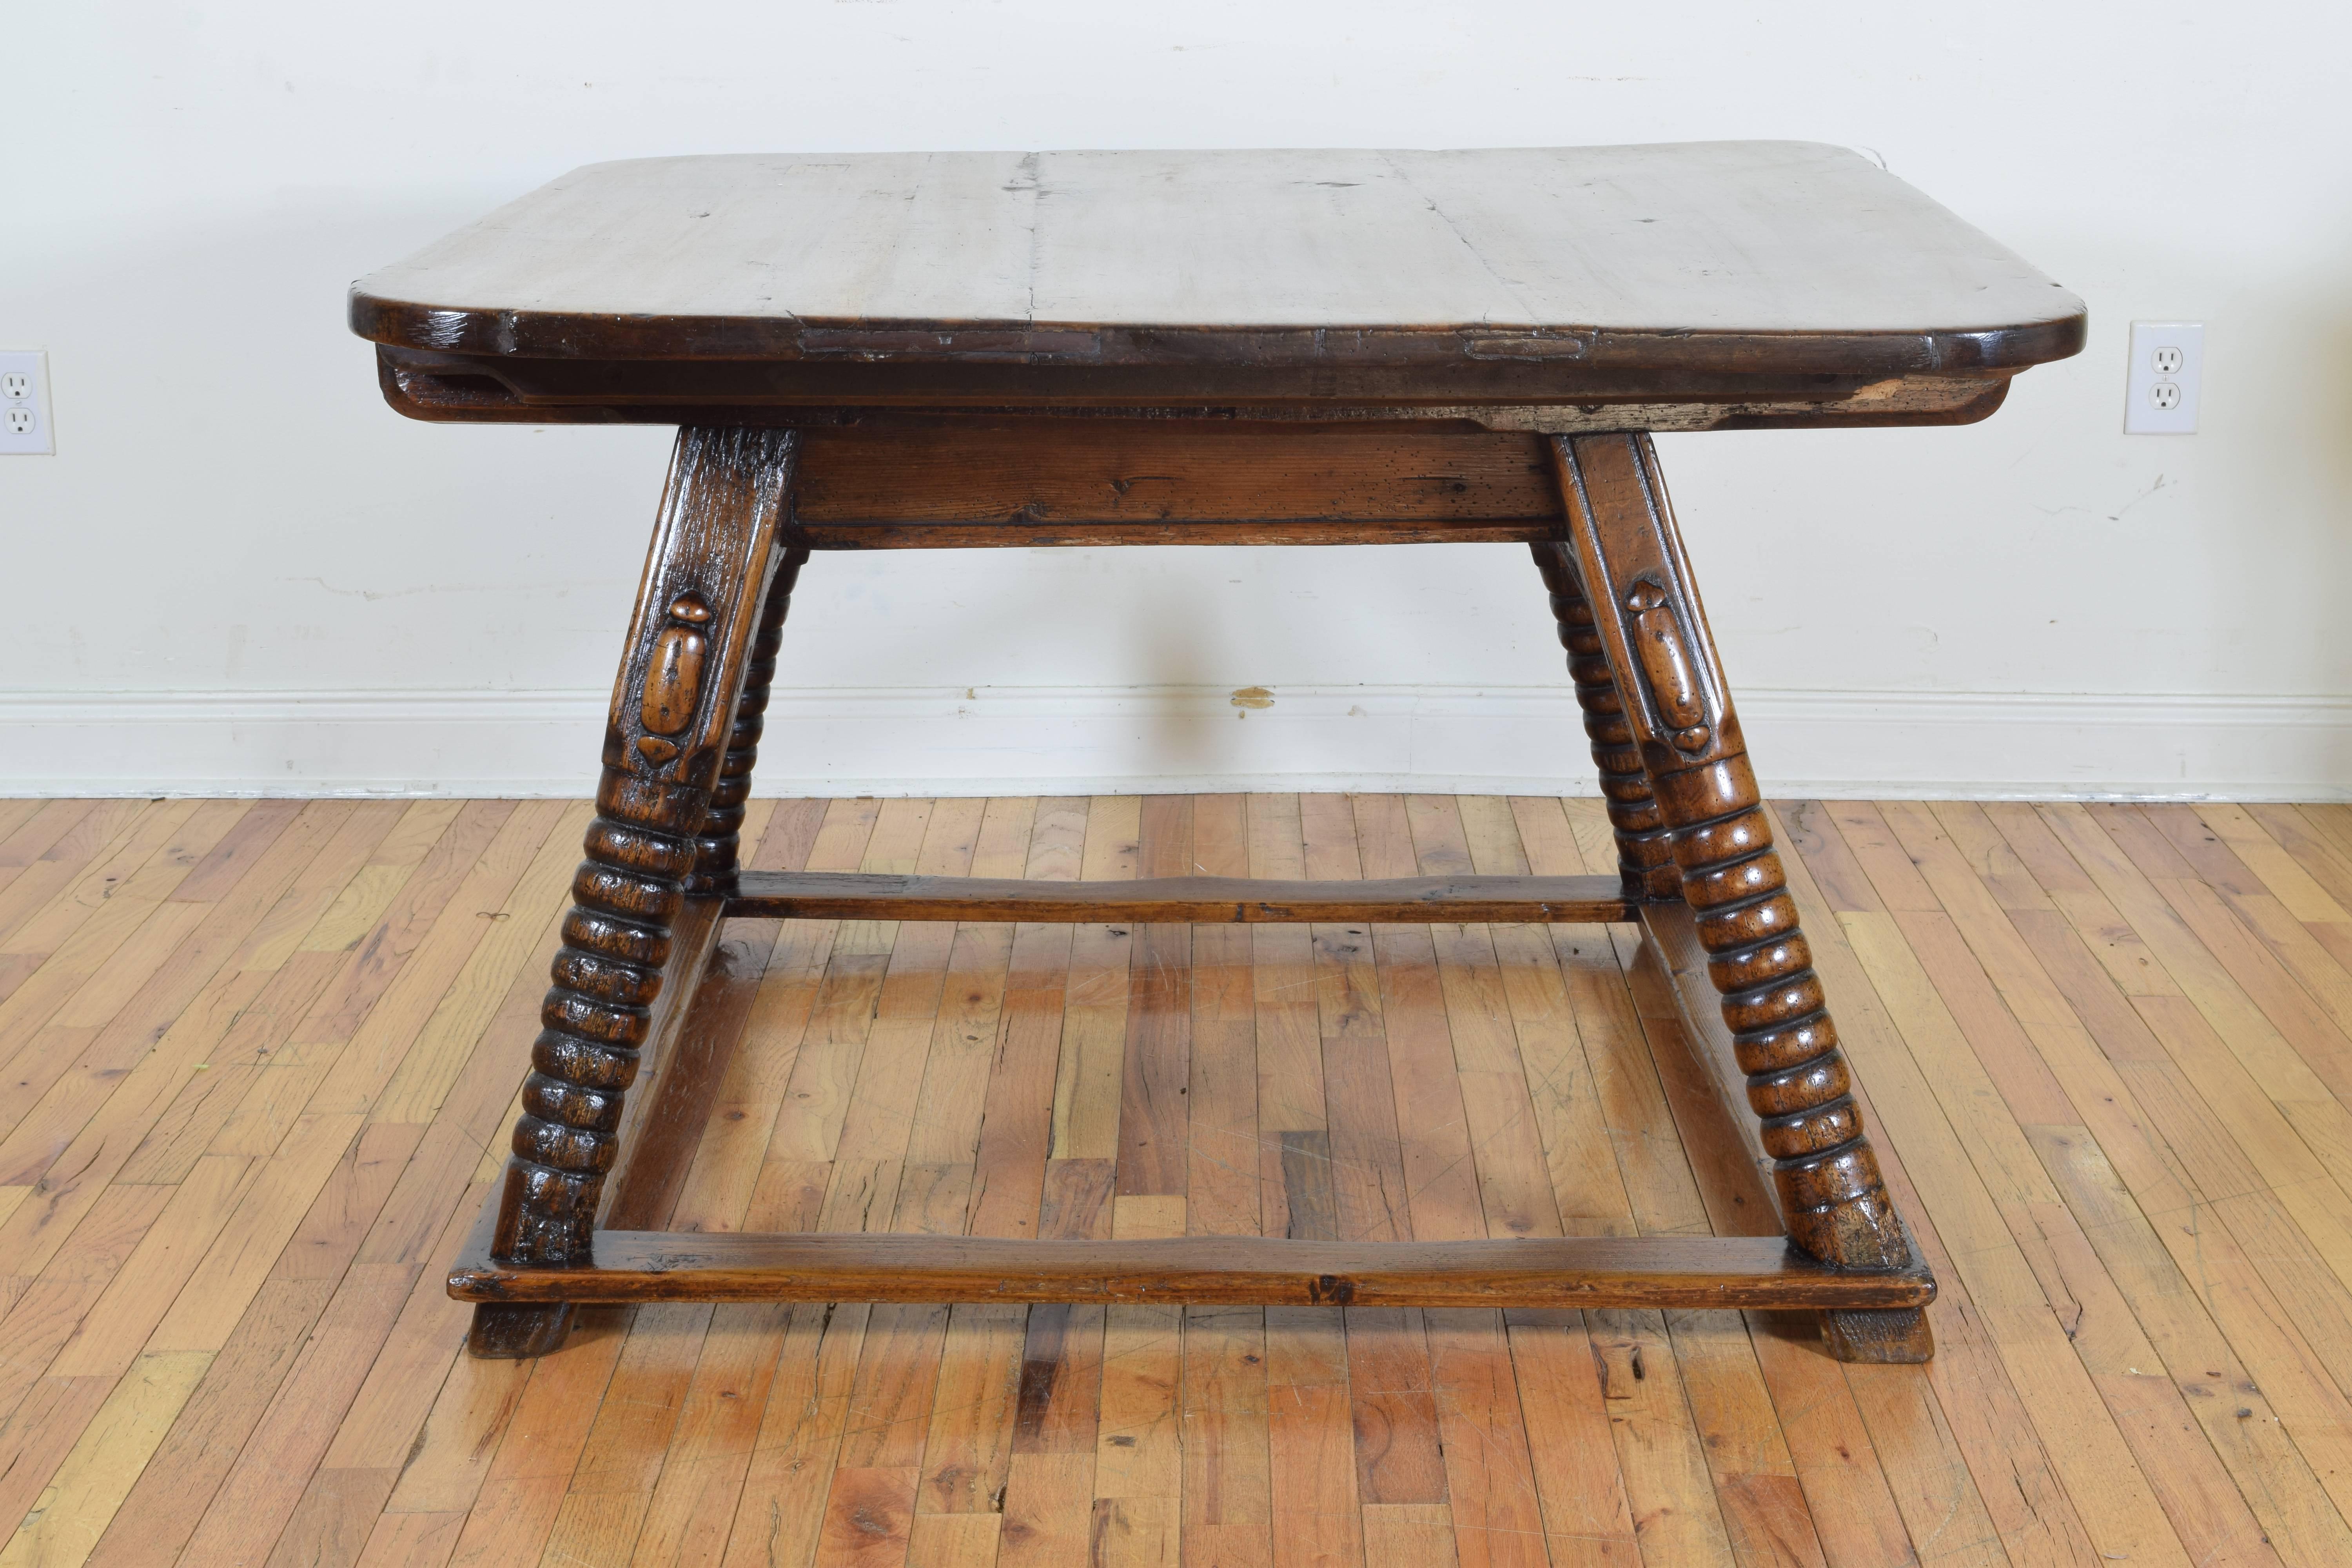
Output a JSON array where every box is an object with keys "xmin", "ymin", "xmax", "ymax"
[
  {"xmin": 2125, "ymin": 321, "xmax": 2201, "ymax": 435},
  {"xmin": 0, "ymin": 350, "xmax": 54, "ymax": 455}
]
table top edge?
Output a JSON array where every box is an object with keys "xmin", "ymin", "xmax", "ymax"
[{"xmin": 348, "ymin": 292, "xmax": 2089, "ymax": 375}]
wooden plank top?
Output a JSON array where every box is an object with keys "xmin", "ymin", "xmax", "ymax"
[{"xmin": 351, "ymin": 143, "xmax": 2084, "ymax": 381}]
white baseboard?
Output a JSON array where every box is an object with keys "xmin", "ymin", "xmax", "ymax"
[{"xmin": 2, "ymin": 684, "xmax": 2345, "ymax": 801}]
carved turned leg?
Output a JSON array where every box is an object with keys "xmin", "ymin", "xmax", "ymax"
[
  {"xmin": 470, "ymin": 426, "xmax": 800, "ymax": 1359},
  {"xmin": 686, "ymin": 544, "xmax": 811, "ymax": 897},
  {"xmin": 1529, "ymin": 541, "xmax": 1679, "ymax": 900},
  {"xmin": 1547, "ymin": 431, "xmax": 1931, "ymax": 1364}
]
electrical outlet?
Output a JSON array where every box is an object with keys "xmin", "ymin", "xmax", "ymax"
[
  {"xmin": 2125, "ymin": 322, "xmax": 2201, "ymax": 434},
  {"xmin": 0, "ymin": 350, "xmax": 53, "ymax": 455}
]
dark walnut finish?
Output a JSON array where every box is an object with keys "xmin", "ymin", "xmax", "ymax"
[
  {"xmin": 356, "ymin": 142, "xmax": 2083, "ymax": 1367},
  {"xmin": 1551, "ymin": 431, "xmax": 1928, "ymax": 1359},
  {"xmin": 351, "ymin": 144, "xmax": 2080, "ymax": 421},
  {"xmin": 475, "ymin": 427, "xmax": 797, "ymax": 1358}
]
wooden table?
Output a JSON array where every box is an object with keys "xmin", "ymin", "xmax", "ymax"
[{"xmin": 352, "ymin": 142, "xmax": 2084, "ymax": 1364}]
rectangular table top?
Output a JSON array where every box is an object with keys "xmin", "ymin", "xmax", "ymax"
[{"xmin": 351, "ymin": 143, "xmax": 2083, "ymax": 387}]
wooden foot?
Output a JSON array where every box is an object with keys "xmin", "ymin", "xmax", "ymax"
[
  {"xmin": 1550, "ymin": 430, "xmax": 1932, "ymax": 1360},
  {"xmin": 1822, "ymin": 1305, "xmax": 1935, "ymax": 1364},
  {"xmin": 468, "ymin": 1301, "xmax": 575, "ymax": 1359},
  {"xmin": 472, "ymin": 426, "xmax": 799, "ymax": 1356}
]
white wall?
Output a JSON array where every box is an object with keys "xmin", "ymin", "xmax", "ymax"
[{"xmin": 8, "ymin": 2, "xmax": 2349, "ymax": 799}]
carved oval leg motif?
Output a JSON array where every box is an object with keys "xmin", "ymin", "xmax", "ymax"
[
  {"xmin": 1622, "ymin": 581, "xmax": 1713, "ymax": 754},
  {"xmin": 484, "ymin": 425, "xmax": 800, "ymax": 1303},
  {"xmin": 1529, "ymin": 541, "xmax": 1678, "ymax": 899},
  {"xmin": 1549, "ymin": 431, "xmax": 1928, "ymax": 1363}
]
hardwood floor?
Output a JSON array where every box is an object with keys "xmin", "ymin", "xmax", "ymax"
[{"xmin": 3, "ymin": 792, "xmax": 2352, "ymax": 1566}]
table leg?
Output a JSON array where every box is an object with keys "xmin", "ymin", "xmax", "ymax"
[
  {"xmin": 1529, "ymin": 541, "xmax": 1681, "ymax": 900},
  {"xmin": 1547, "ymin": 432, "xmax": 1931, "ymax": 1364},
  {"xmin": 471, "ymin": 426, "xmax": 799, "ymax": 1358},
  {"xmin": 686, "ymin": 544, "xmax": 811, "ymax": 897}
]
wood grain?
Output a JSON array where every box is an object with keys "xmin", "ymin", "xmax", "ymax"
[
  {"xmin": 1552, "ymin": 430, "xmax": 1930, "ymax": 1361},
  {"xmin": 9, "ymin": 789, "xmax": 2352, "ymax": 1568},
  {"xmin": 792, "ymin": 423, "xmax": 1558, "ymax": 524},
  {"xmin": 352, "ymin": 144, "xmax": 2084, "ymax": 375},
  {"xmin": 728, "ymin": 871, "xmax": 1630, "ymax": 925},
  {"xmin": 448, "ymin": 1231, "xmax": 1932, "ymax": 1309},
  {"xmin": 472, "ymin": 426, "xmax": 797, "ymax": 1356}
]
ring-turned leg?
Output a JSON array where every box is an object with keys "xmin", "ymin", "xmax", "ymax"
[
  {"xmin": 1530, "ymin": 541, "xmax": 1680, "ymax": 900},
  {"xmin": 1547, "ymin": 431, "xmax": 1932, "ymax": 1364},
  {"xmin": 470, "ymin": 426, "xmax": 800, "ymax": 1358},
  {"xmin": 686, "ymin": 544, "xmax": 811, "ymax": 898}
]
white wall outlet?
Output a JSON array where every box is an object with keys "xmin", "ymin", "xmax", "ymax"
[
  {"xmin": 2124, "ymin": 322, "xmax": 2201, "ymax": 434},
  {"xmin": 0, "ymin": 350, "xmax": 54, "ymax": 455}
]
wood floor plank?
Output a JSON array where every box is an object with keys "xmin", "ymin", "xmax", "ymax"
[
  {"xmin": 439, "ymin": 1307, "xmax": 632, "ymax": 1568},
  {"xmin": 984, "ymin": 1164, "xmax": 1109, "ymax": 1568},
  {"xmin": 1092, "ymin": 1298, "xmax": 1181, "ymax": 1505},
  {"xmin": 167, "ymin": 1260, "xmax": 418, "ymax": 1565},
  {"xmin": 2014, "ymin": 910, "xmax": 2352, "ymax": 1530},
  {"xmin": 1298, "ymin": 800, "xmax": 1446, "ymax": 1528},
  {"xmin": 1115, "ymin": 799, "xmax": 1193, "ymax": 1203},
  {"xmin": 1828, "ymin": 808, "xmax": 2209, "ymax": 1568},
  {"xmin": 1775, "ymin": 805, "xmax": 2101, "ymax": 1568},
  {"xmin": 288, "ymin": 800, "xmax": 507, "ymax": 1052},
  {"xmin": 309, "ymin": 800, "xmax": 572, "ymax": 1118},
  {"xmin": 1179, "ymin": 1303, "xmax": 1273, "ymax": 1568},
  {"xmin": 23, "ymin": 792, "xmax": 2352, "ymax": 1568},
  {"xmin": 678, "ymin": 803, "xmax": 838, "ymax": 1231},
  {"xmin": 995, "ymin": 1450, "xmax": 1090, "ymax": 1568},
  {"xmin": 1249, "ymin": 837, "xmax": 1323, "ymax": 1243},
  {"xmin": 0, "ymin": 1375, "xmax": 121, "ymax": 1557},
  {"xmin": 1612, "ymin": 941, "xmax": 1856, "ymax": 1568},
  {"xmin": 2244, "ymin": 805, "xmax": 2352, "ymax": 914},
  {"xmin": 967, "ymin": 920, "xmax": 1071, "ymax": 1241},
  {"xmin": 366, "ymin": 802, "xmax": 591, "ymax": 1125},
  {"xmin": 0, "ymin": 1181, "xmax": 169, "ymax": 1363},
  {"xmin": 1402, "ymin": 802, "xmax": 1567, "ymax": 1568},
  {"xmin": 763, "ymin": 802, "xmax": 898, "ymax": 1168},
  {"xmin": 1048, "ymin": 797, "xmax": 1138, "ymax": 1167},
  {"xmin": 0, "ymin": 1349, "xmax": 206, "ymax": 1568},
  {"xmin": 0, "ymin": 801, "xmax": 241, "ymax": 994},
  {"xmin": 0, "ymin": 800, "xmax": 170, "ymax": 958},
  {"xmin": 623, "ymin": 1139, "xmax": 831, "ymax": 1568},
  {"xmin": 2031, "ymin": 803, "xmax": 2352, "ymax": 1190},
  {"xmin": 0, "ymin": 800, "xmax": 94, "ymax": 875},
  {"xmin": 1890, "ymin": 799, "xmax": 2352, "ymax": 1562},
  {"xmin": 1260, "ymin": 1305, "xmax": 1363, "ymax": 1568},
  {"xmin": 82, "ymin": 1279, "xmax": 336, "ymax": 1568},
  {"xmin": 538, "ymin": 1302, "xmax": 710, "ymax": 1567},
  {"xmin": 1499, "ymin": 1312, "xmax": 1636, "ymax": 1568},
  {"xmin": 1421, "ymin": 1310, "xmax": 1549, "ymax": 1568},
  {"xmin": 0, "ymin": 800, "xmax": 258, "ymax": 1148},
  {"xmin": 919, "ymin": 1303, "xmax": 1029, "ymax": 1517},
  {"xmin": 1187, "ymin": 913, "xmax": 1261, "ymax": 1240}
]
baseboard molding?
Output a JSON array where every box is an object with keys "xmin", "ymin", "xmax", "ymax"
[{"xmin": 2, "ymin": 685, "xmax": 2345, "ymax": 801}]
